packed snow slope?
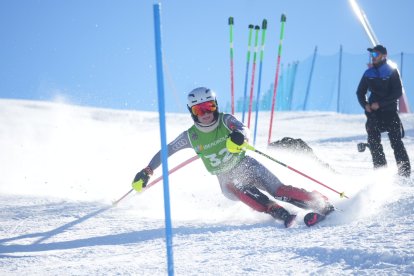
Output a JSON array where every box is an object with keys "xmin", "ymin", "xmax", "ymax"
[{"xmin": 0, "ymin": 99, "xmax": 413, "ymax": 275}]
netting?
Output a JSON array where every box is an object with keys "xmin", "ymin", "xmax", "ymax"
[{"xmin": 236, "ymin": 49, "xmax": 413, "ymax": 114}]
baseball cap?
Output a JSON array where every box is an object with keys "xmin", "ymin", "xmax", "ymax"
[{"xmin": 367, "ymin": 45, "xmax": 387, "ymax": 55}]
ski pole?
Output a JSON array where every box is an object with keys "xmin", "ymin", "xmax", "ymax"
[
  {"xmin": 112, "ymin": 155, "xmax": 200, "ymax": 206},
  {"xmin": 247, "ymin": 25, "xmax": 260, "ymax": 128},
  {"xmin": 243, "ymin": 143, "xmax": 348, "ymax": 199},
  {"xmin": 253, "ymin": 19, "xmax": 267, "ymax": 145},
  {"xmin": 268, "ymin": 14, "xmax": 287, "ymax": 145},
  {"xmin": 228, "ymin": 17, "xmax": 235, "ymax": 115},
  {"xmin": 112, "ymin": 188, "xmax": 134, "ymax": 206},
  {"xmin": 242, "ymin": 24, "xmax": 254, "ymax": 123}
]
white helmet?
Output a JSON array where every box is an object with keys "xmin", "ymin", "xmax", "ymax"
[
  {"xmin": 187, "ymin": 87, "xmax": 219, "ymax": 123},
  {"xmin": 187, "ymin": 87, "xmax": 217, "ymax": 107}
]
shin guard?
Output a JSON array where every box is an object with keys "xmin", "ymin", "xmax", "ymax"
[
  {"xmin": 227, "ymin": 183, "xmax": 296, "ymax": 227},
  {"xmin": 227, "ymin": 184, "xmax": 271, "ymax": 212}
]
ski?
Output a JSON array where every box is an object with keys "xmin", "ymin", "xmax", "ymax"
[{"xmin": 304, "ymin": 212, "xmax": 326, "ymax": 227}]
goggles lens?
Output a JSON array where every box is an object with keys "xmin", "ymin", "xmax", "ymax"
[
  {"xmin": 371, "ymin": 51, "xmax": 379, "ymax": 58},
  {"xmin": 191, "ymin": 101, "xmax": 217, "ymax": 116}
]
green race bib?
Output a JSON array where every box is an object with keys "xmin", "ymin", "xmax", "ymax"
[{"xmin": 187, "ymin": 113, "xmax": 245, "ymax": 175}]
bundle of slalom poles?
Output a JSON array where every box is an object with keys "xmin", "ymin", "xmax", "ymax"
[{"xmin": 228, "ymin": 15, "xmax": 287, "ymax": 146}]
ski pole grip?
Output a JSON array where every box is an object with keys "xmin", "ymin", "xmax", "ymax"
[
  {"xmin": 229, "ymin": 17, "xmax": 234, "ymax": 25},
  {"xmin": 255, "ymin": 25, "xmax": 260, "ymax": 30},
  {"xmin": 281, "ymin": 14, "xmax": 287, "ymax": 22},
  {"xmin": 248, "ymin": 24, "xmax": 254, "ymax": 29},
  {"xmin": 262, "ymin": 19, "xmax": 267, "ymax": 30}
]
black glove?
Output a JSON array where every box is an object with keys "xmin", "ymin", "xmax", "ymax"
[
  {"xmin": 132, "ymin": 166, "xmax": 153, "ymax": 192},
  {"xmin": 229, "ymin": 130, "xmax": 245, "ymax": 146}
]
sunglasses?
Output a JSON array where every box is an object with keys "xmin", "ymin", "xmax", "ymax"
[
  {"xmin": 191, "ymin": 101, "xmax": 217, "ymax": 116},
  {"xmin": 371, "ymin": 52, "xmax": 379, "ymax": 58}
]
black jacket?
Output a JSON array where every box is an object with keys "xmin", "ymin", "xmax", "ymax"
[{"xmin": 356, "ymin": 59, "xmax": 402, "ymax": 112}]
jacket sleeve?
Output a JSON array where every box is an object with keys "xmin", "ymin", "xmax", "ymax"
[
  {"xmin": 356, "ymin": 74, "xmax": 369, "ymax": 109},
  {"xmin": 378, "ymin": 69, "xmax": 403, "ymax": 109},
  {"xmin": 147, "ymin": 131, "xmax": 193, "ymax": 171},
  {"xmin": 223, "ymin": 113, "xmax": 250, "ymax": 141}
]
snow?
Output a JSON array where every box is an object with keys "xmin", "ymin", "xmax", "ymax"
[{"xmin": 0, "ymin": 98, "xmax": 413, "ymax": 275}]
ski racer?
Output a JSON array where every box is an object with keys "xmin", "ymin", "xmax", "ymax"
[{"xmin": 131, "ymin": 87, "xmax": 334, "ymax": 227}]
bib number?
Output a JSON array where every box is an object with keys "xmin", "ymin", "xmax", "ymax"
[{"xmin": 204, "ymin": 148, "xmax": 233, "ymax": 167}]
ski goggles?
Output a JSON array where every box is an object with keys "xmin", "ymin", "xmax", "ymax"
[
  {"xmin": 370, "ymin": 51, "xmax": 379, "ymax": 58},
  {"xmin": 191, "ymin": 101, "xmax": 217, "ymax": 116}
]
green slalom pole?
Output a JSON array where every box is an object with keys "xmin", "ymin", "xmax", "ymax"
[
  {"xmin": 253, "ymin": 19, "xmax": 267, "ymax": 145},
  {"xmin": 229, "ymin": 17, "xmax": 235, "ymax": 115},
  {"xmin": 247, "ymin": 25, "xmax": 260, "ymax": 128},
  {"xmin": 268, "ymin": 14, "xmax": 286, "ymax": 145},
  {"xmin": 242, "ymin": 24, "xmax": 254, "ymax": 123}
]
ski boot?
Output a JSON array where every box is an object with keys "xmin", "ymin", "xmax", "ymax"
[{"xmin": 267, "ymin": 204, "xmax": 296, "ymax": 228}]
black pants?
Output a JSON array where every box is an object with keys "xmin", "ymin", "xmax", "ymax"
[{"xmin": 365, "ymin": 110, "xmax": 411, "ymax": 177}]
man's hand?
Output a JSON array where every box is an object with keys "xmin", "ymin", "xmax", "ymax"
[
  {"xmin": 370, "ymin": 102, "xmax": 380, "ymax": 111},
  {"xmin": 365, "ymin": 104, "xmax": 372, "ymax": 113},
  {"xmin": 132, "ymin": 166, "xmax": 153, "ymax": 192}
]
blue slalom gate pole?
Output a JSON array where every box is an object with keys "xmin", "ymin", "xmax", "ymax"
[
  {"xmin": 336, "ymin": 45, "xmax": 343, "ymax": 113},
  {"xmin": 303, "ymin": 46, "xmax": 317, "ymax": 110},
  {"xmin": 287, "ymin": 62, "xmax": 298, "ymax": 110},
  {"xmin": 153, "ymin": 4, "xmax": 174, "ymax": 275}
]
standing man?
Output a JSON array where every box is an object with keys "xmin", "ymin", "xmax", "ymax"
[{"xmin": 356, "ymin": 45, "xmax": 411, "ymax": 177}]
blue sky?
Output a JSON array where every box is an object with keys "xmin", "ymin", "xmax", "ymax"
[{"xmin": 1, "ymin": 0, "xmax": 413, "ymax": 112}]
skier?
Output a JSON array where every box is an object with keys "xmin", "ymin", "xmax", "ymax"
[
  {"xmin": 131, "ymin": 87, "xmax": 334, "ymax": 227},
  {"xmin": 356, "ymin": 45, "xmax": 411, "ymax": 177}
]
